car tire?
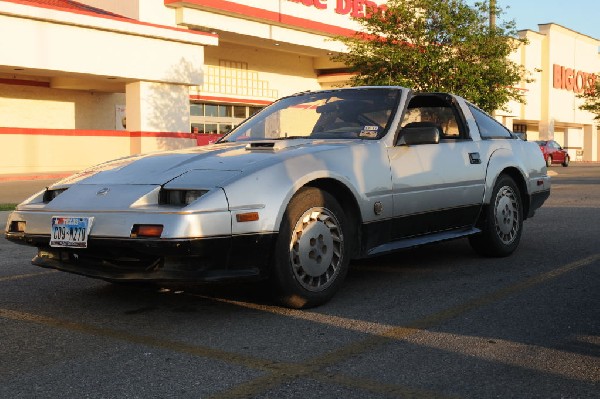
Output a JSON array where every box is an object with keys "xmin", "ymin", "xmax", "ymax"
[
  {"xmin": 562, "ymin": 156, "xmax": 570, "ymax": 167},
  {"xmin": 546, "ymin": 156, "xmax": 552, "ymax": 167},
  {"xmin": 469, "ymin": 175, "xmax": 523, "ymax": 257},
  {"xmin": 270, "ymin": 187, "xmax": 350, "ymax": 309}
]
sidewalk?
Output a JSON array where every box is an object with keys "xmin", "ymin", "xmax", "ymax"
[
  {"xmin": 0, "ymin": 172, "xmax": 73, "ymax": 204},
  {"xmin": 0, "ymin": 171, "xmax": 73, "ymax": 183}
]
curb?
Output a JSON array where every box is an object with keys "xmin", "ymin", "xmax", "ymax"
[{"xmin": 1, "ymin": 211, "xmax": 10, "ymax": 225}]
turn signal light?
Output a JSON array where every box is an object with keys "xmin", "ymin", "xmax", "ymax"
[
  {"xmin": 131, "ymin": 224, "xmax": 163, "ymax": 238},
  {"xmin": 236, "ymin": 212, "xmax": 259, "ymax": 223}
]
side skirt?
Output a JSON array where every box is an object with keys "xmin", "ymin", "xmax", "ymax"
[{"xmin": 365, "ymin": 227, "xmax": 481, "ymax": 257}]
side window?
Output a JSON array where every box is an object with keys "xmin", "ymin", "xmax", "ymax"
[
  {"xmin": 401, "ymin": 95, "xmax": 466, "ymax": 139},
  {"xmin": 468, "ymin": 105, "xmax": 512, "ymax": 139}
]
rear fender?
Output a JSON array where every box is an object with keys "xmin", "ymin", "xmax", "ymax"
[{"xmin": 484, "ymin": 148, "xmax": 529, "ymax": 206}]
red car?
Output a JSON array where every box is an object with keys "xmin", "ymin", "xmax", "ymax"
[{"xmin": 535, "ymin": 140, "xmax": 570, "ymax": 167}]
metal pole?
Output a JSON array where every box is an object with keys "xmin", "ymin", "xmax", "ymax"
[{"xmin": 489, "ymin": 0, "xmax": 496, "ymax": 29}]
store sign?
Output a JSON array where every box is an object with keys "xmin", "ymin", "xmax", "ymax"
[
  {"xmin": 288, "ymin": 0, "xmax": 387, "ymax": 18},
  {"xmin": 553, "ymin": 64, "xmax": 597, "ymax": 94}
]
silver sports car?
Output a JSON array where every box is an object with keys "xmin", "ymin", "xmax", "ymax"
[{"xmin": 5, "ymin": 87, "xmax": 550, "ymax": 308}]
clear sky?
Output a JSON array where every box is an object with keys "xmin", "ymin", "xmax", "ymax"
[{"xmin": 467, "ymin": 0, "xmax": 599, "ymax": 40}]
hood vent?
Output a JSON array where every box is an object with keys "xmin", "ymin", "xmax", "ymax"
[
  {"xmin": 246, "ymin": 142, "xmax": 276, "ymax": 150},
  {"xmin": 245, "ymin": 140, "xmax": 310, "ymax": 152}
]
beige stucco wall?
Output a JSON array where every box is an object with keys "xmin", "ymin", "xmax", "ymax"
[
  {"xmin": 520, "ymin": 31, "xmax": 545, "ymax": 123},
  {"xmin": 126, "ymin": 82, "xmax": 192, "ymax": 133},
  {"xmin": 200, "ymin": 42, "xmax": 322, "ymax": 100},
  {"xmin": 506, "ymin": 24, "xmax": 599, "ymax": 161},
  {"xmin": 0, "ymin": 1, "xmax": 216, "ymax": 174},
  {"xmin": 0, "ymin": 83, "xmax": 125, "ymax": 130},
  {"xmin": 0, "ymin": 133, "xmax": 132, "ymax": 174},
  {"xmin": 0, "ymin": 15, "xmax": 206, "ymax": 86},
  {"xmin": 542, "ymin": 24, "xmax": 598, "ymax": 126},
  {"xmin": 78, "ymin": 0, "xmax": 177, "ymax": 26}
]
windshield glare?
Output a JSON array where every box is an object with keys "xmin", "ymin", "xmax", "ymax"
[{"xmin": 222, "ymin": 88, "xmax": 401, "ymax": 142}]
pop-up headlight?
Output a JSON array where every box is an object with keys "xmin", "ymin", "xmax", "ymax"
[
  {"xmin": 159, "ymin": 189, "xmax": 208, "ymax": 206},
  {"xmin": 43, "ymin": 188, "xmax": 68, "ymax": 203}
]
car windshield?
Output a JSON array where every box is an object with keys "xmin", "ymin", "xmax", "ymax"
[{"xmin": 221, "ymin": 88, "xmax": 401, "ymax": 142}]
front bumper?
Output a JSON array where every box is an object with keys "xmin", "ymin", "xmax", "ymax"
[{"xmin": 5, "ymin": 232, "xmax": 276, "ymax": 282}]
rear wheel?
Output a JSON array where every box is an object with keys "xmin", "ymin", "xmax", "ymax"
[
  {"xmin": 469, "ymin": 175, "xmax": 523, "ymax": 257},
  {"xmin": 562, "ymin": 155, "xmax": 570, "ymax": 167},
  {"xmin": 270, "ymin": 187, "xmax": 350, "ymax": 309},
  {"xmin": 545, "ymin": 156, "xmax": 552, "ymax": 167}
]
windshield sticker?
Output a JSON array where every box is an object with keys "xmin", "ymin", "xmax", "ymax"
[{"xmin": 359, "ymin": 126, "xmax": 379, "ymax": 138}]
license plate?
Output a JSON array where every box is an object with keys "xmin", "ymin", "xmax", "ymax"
[{"xmin": 50, "ymin": 217, "xmax": 94, "ymax": 248}]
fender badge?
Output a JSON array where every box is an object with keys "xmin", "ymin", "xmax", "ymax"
[{"xmin": 96, "ymin": 187, "xmax": 110, "ymax": 196}]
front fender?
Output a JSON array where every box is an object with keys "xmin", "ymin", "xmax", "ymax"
[{"xmin": 222, "ymin": 142, "xmax": 393, "ymax": 235}]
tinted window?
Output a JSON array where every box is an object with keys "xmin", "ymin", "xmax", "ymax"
[
  {"xmin": 401, "ymin": 95, "xmax": 466, "ymax": 139},
  {"xmin": 468, "ymin": 105, "xmax": 512, "ymax": 139},
  {"xmin": 223, "ymin": 88, "xmax": 401, "ymax": 142}
]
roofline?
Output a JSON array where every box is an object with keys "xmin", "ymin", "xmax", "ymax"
[
  {"xmin": 537, "ymin": 22, "xmax": 600, "ymax": 43},
  {"xmin": 0, "ymin": 0, "xmax": 218, "ymax": 45}
]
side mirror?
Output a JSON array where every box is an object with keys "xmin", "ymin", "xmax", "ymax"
[{"xmin": 397, "ymin": 126, "xmax": 441, "ymax": 146}]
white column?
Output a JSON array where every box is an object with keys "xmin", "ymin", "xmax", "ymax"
[
  {"xmin": 126, "ymin": 81, "xmax": 190, "ymax": 133},
  {"xmin": 583, "ymin": 124, "xmax": 599, "ymax": 162}
]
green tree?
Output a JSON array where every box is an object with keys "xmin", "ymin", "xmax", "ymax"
[
  {"xmin": 578, "ymin": 74, "xmax": 600, "ymax": 122},
  {"xmin": 333, "ymin": 0, "xmax": 529, "ymax": 113}
]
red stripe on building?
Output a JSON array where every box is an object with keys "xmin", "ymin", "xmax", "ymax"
[
  {"xmin": 190, "ymin": 95, "xmax": 273, "ymax": 105},
  {"xmin": 0, "ymin": 78, "xmax": 50, "ymax": 87},
  {"xmin": 279, "ymin": 14, "xmax": 355, "ymax": 36},
  {"xmin": 0, "ymin": 127, "xmax": 212, "ymax": 139}
]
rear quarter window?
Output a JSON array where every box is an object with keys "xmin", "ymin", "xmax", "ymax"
[{"xmin": 468, "ymin": 104, "xmax": 512, "ymax": 139}]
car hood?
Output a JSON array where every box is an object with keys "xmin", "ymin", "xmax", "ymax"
[{"xmin": 52, "ymin": 139, "xmax": 347, "ymax": 188}]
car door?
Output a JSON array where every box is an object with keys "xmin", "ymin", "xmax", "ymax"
[
  {"xmin": 386, "ymin": 93, "xmax": 486, "ymax": 240},
  {"xmin": 550, "ymin": 141, "xmax": 565, "ymax": 163}
]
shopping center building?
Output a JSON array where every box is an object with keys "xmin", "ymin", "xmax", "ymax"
[{"xmin": 1, "ymin": 0, "xmax": 598, "ymax": 175}]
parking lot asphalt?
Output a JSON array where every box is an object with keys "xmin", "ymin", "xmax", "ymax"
[{"xmin": 1, "ymin": 163, "xmax": 600, "ymax": 398}]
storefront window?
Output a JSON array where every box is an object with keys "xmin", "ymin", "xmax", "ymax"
[
  {"xmin": 513, "ymin": 123, "xmax": 527, "ymax": 134},
  {"xmin": 191, "ymin": 123, "xmax": 202, "ymax": 133},
  {"xmin": 204, "ymin": 123, "xmax": 218, "ymax": 134},
  {"xmin": 220, "ymin": 124, "xmax": 233, "ymax": 134},
  {"xmin": 190, "ymin": 102, "xmax": 269, "ymax": 135},
  {"xmin": 234, "ymin": 106, "xmax": 246, "ymax": 118},
  {"xmin": 219, "ymin": 105, "xmax": 233, "ymax": 117},
  {"xmin": 191, "ymin": 103, "xmax": 203, "ymax": 116},
  {"xmin": 249, "ymin": 106, "xmax": 263, "ymax": 116},
  {"xmin": 205, "ymin": 104, "xmax": 219, "ymax": 117}
]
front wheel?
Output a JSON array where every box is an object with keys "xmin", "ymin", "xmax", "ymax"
[
  {"xmin": 270, "ymin": 187, "xmax": 350, "ymax": 309},
  {"xmin": 562, "ymin": 155, "xmax": 570, "ymax": 167},
  {"xmin": 469, "ymin": 175, "xmax": 523, "ymax": 257}
]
